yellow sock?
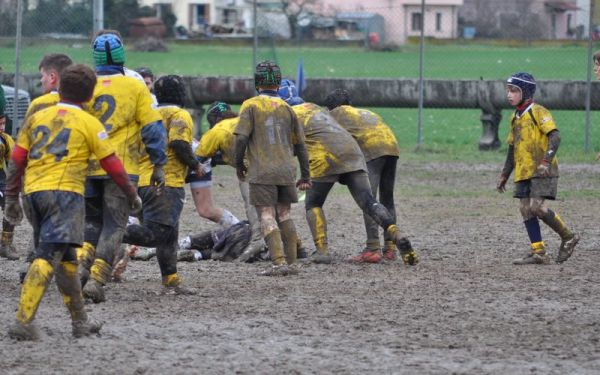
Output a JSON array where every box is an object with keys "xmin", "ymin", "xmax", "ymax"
[
  {"xmin": 16, "ymin": 258, "xmax": 54, "ymax": 324},
  {"xmin": 162, "ymin": 273, "xmax": 181, "ymax": 287},
  {"xmin": 90, "ymin": 258, "xmax": 111, "ymax": 285}
]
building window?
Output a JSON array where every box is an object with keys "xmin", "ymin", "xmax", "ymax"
[
  {"xmin": 222, "ymin": 9, "xmax": 238, "ymax": 24},
  {"xmin": 567, "ymin": 13, "xmax": 572, "ymax": 30},
  {"xmin": 196, "ymin": 4, "xmax": 207, "ymax": 26},
  {"xmin": 436, "ymin": 12, "xmax": 442, "ymax": 31},
  {"xmin": 412, "ymin": 12, "xmax": 422, "ymax": 31}
]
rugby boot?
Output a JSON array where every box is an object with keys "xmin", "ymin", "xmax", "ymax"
[
  {"xmin": 178, "ymin": 235, "xmax": 192, "ymax": 250},
  {"xmin": 309, "ymin": 250, "xmax": 333, "ymax": 264},
  {"xmin": 513, "ymin": 242, "xmax": 550, "ymax": 265},
  {"xmin": 162, "ymin": 273, "xmax": 197, "ymax": 295},
  {"xmin": 556, "ymin": 233, "xmax": 580, "ymax": 264},
  {"xmin": 177, "ymin": 249, "xmax": 198, "ymax": 262},
  {"xmin": 236, "ymin": 240, "xmax": 266, "ymax": 263},
  {"xmin": 387, "ymin": 225, "xmax": 419, "ymax": 265},
  {"xmin": 8, "ymin": 320, "xmax": 40, "ymax": 341},
  {"xmin": 72, "ymin": 319, "xmax": 103, "ymax": 338},
  {"xmin": 349, "ymin": 249, "xmax": 382, "ymax": 263},
  {"xmin": 83, "ymin": 279, "xmax": 106, "ymax": 303},
  {"xmin": 0, "ymin": 231, "xmax": 19, "ymax": 260},
  {"xmin": 259, "ymin": 263, "xmax": 298, "ymax": 276},
  {"xmin": 83, "ymin": 258, "xmax": 111, "ymax": 303},
  {"xmin": 382, "ymin": 241, "xmax": 397, "ymax": 262},
  {"xmin": 297, "ymin": 245, "xmax": 308, "ymax": 259}
]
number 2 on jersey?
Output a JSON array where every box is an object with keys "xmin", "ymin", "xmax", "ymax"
[{"xmin": 93, "ymin": 94, "xmax": 116, "ymax": 132}]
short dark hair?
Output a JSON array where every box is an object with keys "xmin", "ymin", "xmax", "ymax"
[
  {"xmin": 135, "ymin": 67, "xmax": 154, "ymax": 79},
  {"xmin": 38, "ymin": 53, "xmax": 73, "ymax": 75},
  {"xmin": 154, "ymin": 75, "xmax": 187, "ymax": 107},
  {"xmin": 594, "ymin": 50, "xmax": 600, "ymax": 64},
  {"xmin": 206, "ymin": 101, "xmax": 237, "ymax": 127},
  {"xmin": 58, "ymin": 64, "xmax": 97, "ymax": 103}
]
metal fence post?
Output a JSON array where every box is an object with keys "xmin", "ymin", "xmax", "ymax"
[
  {"xmin": 93, "ymin": 0, "xmax": 104, "ymax": 34},
  {"xmin": 12, "ymin": 0, "xmax": 23, "ymax": 137},
  {"xmin": 416, "ymin": 0, "xmax": 426, "ymax": 148},
  {"xmin": 584, "ymin": 0, "xmax": 594, "ymax": 153}
]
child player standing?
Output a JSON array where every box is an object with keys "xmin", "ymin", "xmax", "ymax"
[{"xmin": 496, "ymin": 72, "xmax": 579, "ymax": 265}]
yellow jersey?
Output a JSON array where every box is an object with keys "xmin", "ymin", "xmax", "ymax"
[
  {"xmin": 196, "ymin": 117, "xmax": 238, "ymax": 167},
  {"xmin": 25, "ymin": 91, "xmax": 60, "ymax": 119},
  {"xmin": 0, "ymin": 132, "xmax": 14, "ymax": 172},
  {"xmin": 329, "ymin": 105, "xmax": 399, "ymax": 162},
  {"xmin": 139, "ymin": 105, "xmax": 194, "ymax": 188},
  {"xmin": 85, "ymin": 74, "xmax": 162, "ymax": 177},
  {"xmin": 507, "ymin": 103, "xmax": 559, "ymax": 182},
  {"xmin": 235, "ymin": 94, "xmax": 303, "ymax": 185},
  {"xmin": 17, "ymin": 103, "xmax": 115, "ymax": 195},
  {"xmin": 292, "ymin": 102, "xmax": 366, "ymax": 179}
]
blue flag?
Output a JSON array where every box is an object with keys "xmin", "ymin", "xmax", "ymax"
[{"xmin": 296, "ymin": 57, "xmax": 306, "ymax": 97}]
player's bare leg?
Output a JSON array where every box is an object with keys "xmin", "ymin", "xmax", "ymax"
[
  {"xmin": 531, "ymin": 198, "xmax": 579, "ymax": 263},
  {"xmin": 257, "ymin": 205, "xmax": 295, "ymax": 276},
  {"xmin": 514, "ymin": 198, "xmax": 550, "ymax": 265},
  {"xmin": 191, "ymin": 186, "xmax": 239, "ymax": 228}
]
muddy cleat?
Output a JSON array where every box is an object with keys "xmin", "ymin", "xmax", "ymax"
[
  {"xmin": 130, "ymin": 246, "xmax": 156, "ymax": 261},
  {"xmin": 177, "ymin": 249, "xmax": 198, "ymax": 262},
  {"xmin": 349, "ymin": 249, "xmax": 382, "ymax": 264},
  {"xmin": 178, "ymin": 236, "xmax": 192, "ymax": 250},
  {"xmin": 400, "ymin": 249, "xmax": 419, "ymax": 265},
  {"xmin": 259, "ymin": 264, "xmax": 298, "ymax": 276},
  {"xmin": 236, "ymin": 241, "xmax": 265, "ymax": 263},
  {"xmin": 309, "ymin": 251, "xmax": 332, "ymax": 264},
  {"xmin": 83, "ymin": 279, "xmax": 106, "ymax": 303},
  {"xmin": 162, "ymin": 284, "xmax": 198, "ymax": 295},
  {"xmin": 72, "ymin": 319, "xmax": 103, "ymax": 338},
  {"xmin": 297, "ymin": 246, "xmax": 308, "ymax": 259},
  {"xmin": 513, "ymin": 252, "xmax": 550, "ymax": 265},
  {"xmin": 556, "ymin": 234, "xmax": 580, "ymax": 264},
  {"xmin": 0, "ymin": 243, "xmax": 19, "ymax": 260},
  {"xmin": 8, "ymin": 320, "xmax": 40, "ymax": 341},
  {"xmin": 383, "ymin": 247, "xmax": 397, "ymax": 262}
]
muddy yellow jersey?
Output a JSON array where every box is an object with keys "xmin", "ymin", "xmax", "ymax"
[
  {"xmin": 139, "ymin": 105, "xmax": 193, "ymax": 188},
  {"xmin": 85, "ymin": 74, "xmax": 162, "ymax": 177},
  {"xmin": 329, "ymin": 105, "xmax": 399, "ymax": 162},
  {"xmin": 196, "ymin": 117, "xmax": 238, "ymax": 167},
  {"xmin": 292, "ymin": 102, "xmax": 366, "ymax": 179},
  {"xmin": 17, "ymin": 103, "xmax": 115, "ymax": 195},
  {"xmin": 0, "ymin": 132, "xmax": 14, "ymax": 172},
  {"xmin": 25, "ymin": 91, "xmax": 59, "ymax": 119},
  {"xmin": 507, "ymin": 103, "xmax": 559, "ymax": 182},
  {"xmin": 235, "ymin": 94, "xmax": 303, "ymax": 185}
]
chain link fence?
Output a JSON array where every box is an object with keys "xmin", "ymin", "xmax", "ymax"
[{"xmin": 2, "ymin": 0, "xmax": 599, "ymax": 153}]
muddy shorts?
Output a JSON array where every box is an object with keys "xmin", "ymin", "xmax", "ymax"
[
  {"xmin": 514, "ymin": 177, "xmax": 558, "ymax": 200},
  {"xmin": 249, "ymin": 183, "xmax": 298, "ymax": 206},
  {"xmin": 186, "ymin": 163, "xmax": 212, "ymax": 189},
  {"xmin": 22, "ymin": 191, "xmax": 85, "ymax": 247},
  {"xmin": 138, "ymin": 186, "xmax": 185, "ymax": 227}
]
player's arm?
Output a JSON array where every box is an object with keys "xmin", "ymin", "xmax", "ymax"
[
  {"xmin": 4, "ymin": 145, "xmax": 28, "ymax": 224},
  {"xmin": 496, "ymin": 145, "xmax": 514, "ymax": 193},
  {"xmin": 290, "ymin": 109, "xmax": 311, "ymax": 190},
  {"xmin": 233, "ymin": 103, "xmax": 254, "ymax": 180}
]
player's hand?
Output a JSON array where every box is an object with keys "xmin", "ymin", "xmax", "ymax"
[
  {"xmin": 150, "ymin": 165, "xmax": 165, "ymax": 194},
  {"xmin": 236, "ymin": 165, "xmax": 247, "ymax": 181},
  {"xmin": 536, "ymin": 160, "xmax": 550, "ymax": 177},
  {"xmin": 4, "ymin": 195, "xmax": 23, "ymax": 225},
  {"xmin": 128, "ymin": 194, "xmax": 143, "ymax": 215},
  {"xmin": 194, "ymin": 163, "xmax": 206, "ymax": 178},
  {"xmin": 496, "ymin": 174, "xmax": 508, "ymax": 193},
  {"xmin": 296, "ymin": 178, "xmax": 312, "ymax": 191}
]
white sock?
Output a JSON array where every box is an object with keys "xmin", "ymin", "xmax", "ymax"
[
  {"xmin": 218, "ymin": 209, "xmax": 240, "ymax": 228},
  {"xmin": 179, "ymin": 236, "xmax": 192, "ymax": 250}
]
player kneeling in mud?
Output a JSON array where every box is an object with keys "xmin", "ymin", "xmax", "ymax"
[
  {"xmin": 120, "ymin": 75, "xmax": 200, "ymax": 294},
  {"xmin": 5, "ymin": 65, "xmax": 141, "ymax": 340},
  {"xmin": 497, "ymin": 72, "xmax": 579, "ymax": 265},
  {"xmin": 277, "ymin": 81, "xmax": 418, "ymax": 265}
]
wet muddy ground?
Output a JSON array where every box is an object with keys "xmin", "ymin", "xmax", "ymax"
[{"xmin": 1, "ymin": 161, "xmax": 599, "ymax": 374}]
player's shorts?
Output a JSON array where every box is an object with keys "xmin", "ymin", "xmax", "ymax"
[
  {"xmin": 514, "ymin": 177, "xmax": 558, "ymax": 200},
  {"xmin": 22, "ymin": 190, "xmax": 85, "ymax": 246},
  {"xmin": 186, "ymin": 163, "xmax": 212, "ymax": 189},
  {"xmin": 249, "ymin": 183, "xmax": 298, "ymax": 206},
  {"xmin": 138, "ymin": 186, "xmax": 185, "ymax": 227},
  {"xmin": 312, "ymin": 169, "xmax": 367, "ymax": 184}
]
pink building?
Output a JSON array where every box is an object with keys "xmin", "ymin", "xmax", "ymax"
[{"xmin": 311, "ymin": 0, "xmax": 464, "ymax": 44}]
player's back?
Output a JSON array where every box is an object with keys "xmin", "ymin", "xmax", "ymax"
[
  {"xmin": 197, "ymin": 117, "xmax": 238, "ymax": 167},
  {"xmin": 18, "ymin": 103, "xmax": 114, "ymax": 195},
  {"xmin": 329, "ymin": 105, "xmax": 399, "ymax": 162},
  {"xmin": 85, "ymin": 74, "xmax": 160, "ymax": 177},
  {"xmin": 139, "ymin": 105, "xmax": 193, "ymax": 188},
  {"xmin": 292, "ymin": 102, "xmax": 365, "ymax": 178},
  {"xmin": 25, "ymin": 91, "xmax": 60, "ymax": 118}
]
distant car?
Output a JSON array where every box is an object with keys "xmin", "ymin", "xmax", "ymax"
[{"xmin": 2, "ymin": 84, "xmax": 30, "ymax": 136}]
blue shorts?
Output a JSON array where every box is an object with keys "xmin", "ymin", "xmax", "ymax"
[
  {"xmin": 186, "ymin": 163, "xmax": 212, "ymax": 189},
  {"xmin": 23, "ymin": 191, "xmax": 85, "ymax": 247},
  {"xmin": 138, "ymin": 186, "xmax": 185, "ymax": 227}
]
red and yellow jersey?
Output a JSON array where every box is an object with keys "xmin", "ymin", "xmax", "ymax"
[
  {"xmin": 25, "ymin": 91, "xmax": 60, "ymax": 118},
  {"xmin": 235, "ymin": 94, "xmax": 303, "ymax": 185},
  {"xmin": 507, "ymin": 103, "xmax": 559, "ymax": 182},
  {"xmin": 139, "ymin": 105, "xmax": 194, "ymax": 188},
  {"xmin": 17, "ymin": 103, "xmax": 115, "ymax": 195},
  {"xmin": 0, "ymin": 132, "xmax": 14, "ymax": 171},
  {"xmin": 329, "ymin": 105, "xmax": 399, "ymax": 162},
  {"xmin": 84, "ymin": 74, "xmax": 161, "ymax": 177},
  {"xmin": 292, "ymin": 102, "xmax": 366, "ymax": 179},
  {"xmin": 196, "ymin": 117, "xmax": 238, "ymax": 167}
]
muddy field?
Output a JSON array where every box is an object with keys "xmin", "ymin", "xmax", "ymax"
[{"xmin": 1, "ymin": 160, "xmax": 599, "ymax": 374}]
